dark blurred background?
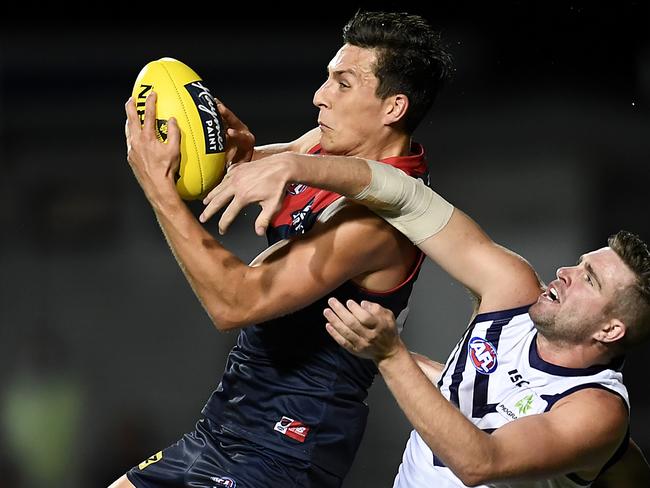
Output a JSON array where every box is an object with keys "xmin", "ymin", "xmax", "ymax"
[{"xmin": 1, "ymin": 2, "xmax": 649, "ymax": 486}]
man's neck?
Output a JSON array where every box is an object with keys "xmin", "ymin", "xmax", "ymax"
[
  {"xmin": 536, "ymin": 333, "xmax": 614, "ymax": 369},
  {"xmin": 346, "ymin": 132, "xmax": 412, "ymax": 161}
]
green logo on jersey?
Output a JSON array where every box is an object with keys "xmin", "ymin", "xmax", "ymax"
[{"xmin": 515, "ymin": 394, "xmax": 534, "ymax": 415}]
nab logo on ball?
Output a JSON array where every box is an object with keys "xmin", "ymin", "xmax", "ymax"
[{"xmin": 468, "ymin": 337, "xmax": 498, "ymax": 374}]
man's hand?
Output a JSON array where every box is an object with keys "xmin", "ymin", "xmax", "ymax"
[
  {"xmin": 200, "ymin": 153, "xmax": 293, "ymax": 236},
  {"xmin": 216, "ymin": 99, "xmax": 255, "ymax": 165},
  {"xmin": 323, "ymin": 298, "xmax": 405, "ymax": 363},
  {"xmin": 125, "ymin": 91, "xmax": 181, "ymax": 202}
]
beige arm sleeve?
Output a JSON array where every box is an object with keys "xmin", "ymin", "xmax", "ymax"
[{"xmin": 353, "ymin": 160, "xmax": 454, "ymax": 245}]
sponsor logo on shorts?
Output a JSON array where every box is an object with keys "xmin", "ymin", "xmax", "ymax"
[
  {"xmin": 138, "ymin": 450, "xmax": 163, "ymax": 470},
  {"xmin": 274, "ymin": 415, "xmax": 310, "ymax": 443},
  {"xmin": 211, "ymin": 476, "xmax": 236, "ymax": 487},
  {"xmin": 468, "ymin": 337, "xmax": 498, "ymax": 374}
]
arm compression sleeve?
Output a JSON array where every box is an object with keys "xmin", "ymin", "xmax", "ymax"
[{"xmin": 353, "ymin": 160, "xmax": 454, "ymax": 245}]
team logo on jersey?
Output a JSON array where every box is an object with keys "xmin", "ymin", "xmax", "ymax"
[
  {"xmin": 274, "ymin": 415, "xmax": 310, "ymax": 443},
  {"xmin": 468, "ymin": 337, "xmax": 498, "ymax": 374},
  {"xmin": 211, "ymin": 476, "xmax": 236, "ymax": 487},
  {"xmin": 290, "ymin": 197, "xmax": 315, "ymax": 234},
  {"xmin": 287, "ymin": 183, "xmax": 308, "ymax": 195},
  {"xmin": 138, "ymin": 450, "xmax": 163, "ymax": 470}
]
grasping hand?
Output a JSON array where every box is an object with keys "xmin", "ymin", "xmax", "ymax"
[
  {"xmin": 124, "ymin": 91, "xmax": 181, "ymax": 201},
  {"xmin": 200, "ymin": 153, "xmax": 295, "ymax": 236},
  {"xmin": 215, "ymin": 99, "xmax": 255, "ymax": 165},
  {"xmin": 323, "ymin": 298, "xmax": 405, "ymax": 363}
]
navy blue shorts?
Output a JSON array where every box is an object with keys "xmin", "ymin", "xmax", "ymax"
[{"xmin": 126, "ymin": 417, "xmax": 342, "ymax": 488}]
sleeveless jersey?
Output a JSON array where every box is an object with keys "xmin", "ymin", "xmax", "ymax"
[
  {"xmin": 203, "ymin": 143, "xmax": 428, "ymax": 478},
  {"xmin": 394, "ymin": 305, "xmax": 629, "ymax": 488}
]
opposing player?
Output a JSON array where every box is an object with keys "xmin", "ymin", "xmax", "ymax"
[
  {"xmin": 113, "ymin": 11, "xmax": 452, "ymax": 488},
  {"xmin": 200, "ymin": 150, "xmax": 650, "ymax": 486}
]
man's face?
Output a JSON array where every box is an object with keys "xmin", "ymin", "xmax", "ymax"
[
  {"xmin": 529, "ymin": 247, "xmax": 636, "ymax": 344},
  {"xmin": 313, "ymin": 44, "xmax": 388, "ymax": 156}
]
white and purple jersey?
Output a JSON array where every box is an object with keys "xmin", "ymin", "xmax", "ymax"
[{"xmin": 394, "ymin": 306, "xmax": 629, "ymax": 488}]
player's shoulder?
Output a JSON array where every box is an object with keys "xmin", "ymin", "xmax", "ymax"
[
  {"xmin": 316, "ymin": 200, "xmax": 404, "ymax": 237},
  {"xmin": 553, "ymin": 385, "xmax": 627, "ymax": 414}
]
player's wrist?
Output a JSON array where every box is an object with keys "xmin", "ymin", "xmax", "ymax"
[
  {"xmin": 284, "ymin": 152, "xmax": 304, "ymax": 184},
  {"xmin": 376, "ymin": 339, "xmax": 409, "ymax": 370},
  {"xmin": 147, "ymin": 177, "xmax": 183, "ymax": 210}
]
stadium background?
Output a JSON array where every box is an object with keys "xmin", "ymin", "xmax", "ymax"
[{"xmin": 1, "ymin": 3, "xmax": 649, "ymax": 486}]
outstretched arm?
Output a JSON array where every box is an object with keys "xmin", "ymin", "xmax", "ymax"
[
  {"xmin": 202, "ymin": 152, "xmax": 542, "ymax": 313},
  {"xmin": 124, "ymin": 94, "xmax": 412, "ymax": 331},
  {"xmin": 323, "ymin": 297, "xmax": 629, "ymax": 486}
]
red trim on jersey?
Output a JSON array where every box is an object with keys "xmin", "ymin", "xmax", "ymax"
[
  {"xmin": 354, "ymin": 251, "xmax": 426, "ymax": 296},
  {"xmin": 270, "ymin": 143, "xmax": 428, "ymax": 229}
]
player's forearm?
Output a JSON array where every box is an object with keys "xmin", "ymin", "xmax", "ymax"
[
  {"xmin": 284, "ymin": 152, "xmax": 372, "ymax": 197},
  {"xmin": 379, "ymin": 344, "xmax": 497, "ymax": 486},
  {"xmin": 148, "ymin": 189, "xmax": 255, "ymax": 331},
  {"xmin": 252, "ymin": 143, "xmax": 295, "ymax": 161},
  {"xmin": 410, "ymin": 352, "xmax": 444, "ymax": 383},
  {"xmin": 252, "ymin": 128, "xmax": 322, "ymax": 160}
]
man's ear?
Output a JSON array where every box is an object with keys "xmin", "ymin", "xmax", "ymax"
[
  {"xmin": 383, "ymin": 94, "xmax": 409, "ymax": 125},
  {"xmin": 595, "ymin": 318, "xmax": 626, "ymax": 344}
]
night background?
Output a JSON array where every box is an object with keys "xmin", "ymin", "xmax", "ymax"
[{"xmin": 1, "ymin": 2, "xmax": 649, "ymax": 486}]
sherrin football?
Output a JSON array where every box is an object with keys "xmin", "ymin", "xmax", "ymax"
[{"xmin": 132, "ymin": 57, "xmax": 226, "ymax": 200}]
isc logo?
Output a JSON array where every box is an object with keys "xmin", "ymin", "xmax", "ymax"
[{"xmin": 468, "ymin": 337, "xmax": 498, "ymax": 374}]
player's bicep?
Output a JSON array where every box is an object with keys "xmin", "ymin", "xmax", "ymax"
[
  {"xmin": 238, "ymin": 206, "xmax": 397, "ymax": 326},
  {"xmin": 486, "ymin": 390, "xmax": 627, "ymax": 483},
  {"xmin": 419, "ymin": 209, "xmax": 542, "ymax": 312}
]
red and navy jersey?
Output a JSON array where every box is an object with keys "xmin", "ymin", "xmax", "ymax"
[{"xmin": 202, "ymin": 143, "xmax": 428, "ymax": 478}]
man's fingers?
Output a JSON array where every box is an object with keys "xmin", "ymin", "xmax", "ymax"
[
  {"xmin": 325, "ymin": 322, "xmax": 355, "ymax": 352},
  {"xmin": 125, "ymin": 97, "xmax": 141, "ymax": 135},
  {"xmin": 218, "ymin": 198, "xmax": 246, "ymax": 235},
  {"xmin": 345, "ymin": 299, "xmax": 377, "ymax": 329},
  {"xmin": 254, "ymin": 208, "xmax": 274, "ymax": 237},
  {"xmin": 326, "ymin": 297, "xmax": 360, "ymax": 327},
  {"xmin": 203, "ymin": 178, "xmax": 225, "ymax": 205},
  {"xmin": 217, "ymin": 100, "xmax": 245, "ymax": 130},
  {"xmin": 323, "ymin": 307, "xmax": 362, "ymax": 346},
  {"xmin": 200, "ymin": 188, "xmax": 233, "ymax": 223},
  {"xmin": 143, "ymin": 91, "xmax": 157, "ymax": 136},
  {"xmin": 166, "ymin": 117, "xmax": 181, "ymax": 150}
]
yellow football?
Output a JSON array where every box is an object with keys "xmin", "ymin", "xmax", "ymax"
[{"xmin": 132, "ymin": 57, "xmax": 226, "ymax": 200}]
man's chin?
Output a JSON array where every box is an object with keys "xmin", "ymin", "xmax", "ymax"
[{"xmin": 528, "ymin": 301, "xmax": 550, "ymax": 325}]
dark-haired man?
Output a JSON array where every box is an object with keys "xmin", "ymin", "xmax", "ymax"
[
  {"xmin": 114, "ymin": 10, "xmax": 453, "ymax": 488},
  {"xmin": 199, "ymin": 148, "xmax": 650, "ymax": 486}
]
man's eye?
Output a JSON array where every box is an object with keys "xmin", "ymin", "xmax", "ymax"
[
  {"xmin": 585, "ymin": 274, "xmax": 593, "ymax": 286},
  {"xmin": 339, "ymin": 82, "xmax": 350, "ymax": 88}
]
